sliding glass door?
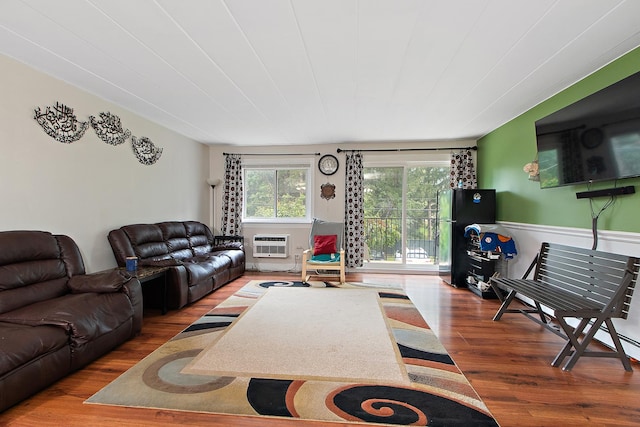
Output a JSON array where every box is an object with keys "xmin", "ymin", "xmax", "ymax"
[{"xmin": 362, "ymin": 162, "xmax": 449, "ymax": 270}]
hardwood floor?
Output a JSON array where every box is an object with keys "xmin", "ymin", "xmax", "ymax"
[{"xmin": 2, "ymin": 272, "xmax": 639, "ymax": 426}]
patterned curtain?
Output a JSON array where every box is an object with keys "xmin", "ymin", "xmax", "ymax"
[
  {"xmin": 221, "ymin": 154, "xmax": 243, "ymax": 236},
  {"xmin": 344, "ymin": 152, "xmax": 365, "ymax": 268},
  {"xmin": 449, "ymin": 149, "xmax": 477, "ymax": 189}
]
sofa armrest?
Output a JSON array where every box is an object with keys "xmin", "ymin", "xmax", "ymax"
[
  {"xmin": 120, "ymin": 276, "xmax": 143, "ymax": 335},
  {"xmin": 68, "ymin": 270, "xmax": 133, "ymax": 294}
]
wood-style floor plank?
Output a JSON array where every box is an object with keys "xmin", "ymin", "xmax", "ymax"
[{"xmin": 1, "ymin": 272, "xmax": 639, "ymax": 426}]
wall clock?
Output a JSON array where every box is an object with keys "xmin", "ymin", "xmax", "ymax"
[
  {"xmin": 581, "ymin": 128, "xmax": 604, "ymax": 149},
  {"xmin": 318, "ymin": 154, "xmax": 339, "ymax": 176}
]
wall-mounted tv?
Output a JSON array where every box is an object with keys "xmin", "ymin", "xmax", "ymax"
[{"xmin": 535, "ymin": 71, "xmax": 640, "ymax": 189}]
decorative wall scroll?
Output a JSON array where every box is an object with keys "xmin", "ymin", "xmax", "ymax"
[
  {"xmin": 89, "ymin": 112, "xmax": 131, "ymax": 145},
  {"xmin": 131, "ymin": 136, "xmax": 163, "ymax": 165},
  {"xmin": 321, "ymin": 182, "xmax": 336, "ymax": 200},
  {"xmin": 33, "ymin": 102, "xmax": 89, "ymax": 143},
  {"xmin": 33, "ymin": 102, "xmax": 164, "ymax": 165}
]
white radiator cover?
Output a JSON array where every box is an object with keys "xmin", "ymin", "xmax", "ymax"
[{"xmin": 252, "ymin": 234, "xmax": 289, "ymax": 258}]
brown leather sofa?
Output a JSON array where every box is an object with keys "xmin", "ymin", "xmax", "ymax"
[
  {"xmin": 108, "ymin": 221, "xmax": 244, "ymax": 309},
  {"xmin": 0, "ymin": 230, "xmax": 143, "ymax": 412}
]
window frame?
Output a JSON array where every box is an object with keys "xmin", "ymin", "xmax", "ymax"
[{"xmin": 242, "ymin": 157, "xmax": 314, "ymax": 224}]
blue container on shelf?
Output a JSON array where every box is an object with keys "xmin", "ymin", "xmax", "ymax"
[{"xmin": 125, "ymin": 256, "xmax": 138, "ymax": 272}]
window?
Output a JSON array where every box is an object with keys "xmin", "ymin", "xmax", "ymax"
[{"xmin": 243, "ymin": 160, "xmax": 312, "ymax": 222}]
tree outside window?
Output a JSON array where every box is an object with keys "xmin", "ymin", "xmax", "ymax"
[
  {"xmin": 244, "ymin": 168, "xmax": 309, "ymax": 220},
  {"xmin": 363, "ymin": 164, "xmax": 449, "ymax": 263}
]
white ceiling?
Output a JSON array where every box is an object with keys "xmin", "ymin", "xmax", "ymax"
[{"xmin": 2, "ymin": 0, "xmax": 640, "ymax": 147}]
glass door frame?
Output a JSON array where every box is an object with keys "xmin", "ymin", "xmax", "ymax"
[{"xmin": 359, "ymin": 155, "xmax": 450, "ymax": 273}]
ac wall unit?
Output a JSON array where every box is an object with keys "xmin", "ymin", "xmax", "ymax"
[{"xmin": 253, "ymin": 234, "xmax": 289, "ymax": 258}]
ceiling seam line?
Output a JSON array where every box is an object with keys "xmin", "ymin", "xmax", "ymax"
[
  {"xmin": 460, "ymin": 0, "xmax": 630, "ymax": 131},
  {"xmin": 91, "ymin": 0, "xmax": 236, "ymax": 118},
  {"xmin": 384, "ymin": 1, "xmax": 429, "ymax": 131},
  {"xmin": 416, "ymin": 0, "xmax": 491, "ymax": 115},
  {"xmin": 288, "ymin": 0, "xmax": 328, "ymax": 123},
  {"xmin": 446, "ymin": 1, "xmax": 559, "ymax": 121},
  {"xmin": 220, "ymin": 0, "xmax": 299, "ymax": 144},
  {"xmin": 154, "ymin": 0, "xmax": 288, "ymax": 141},
  {"xmin": 83, "ymin": 0, "xmax": 226, "ymax": 139},
  {"xmin": 140, "ymin": 0, "xmax": 249, "ymax": 120},
  {"xmin": 0, "ymin": 19, "xmax": 215, "ymax": 139}
]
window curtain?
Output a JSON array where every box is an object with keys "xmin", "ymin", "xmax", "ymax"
[
  {"xmin": 221, "ymin": 154, "xmax": 243, "ymax": 236},
  {"xmin": 344, "ymin": 152, "xmax": 365, "ymax": 268},
  {"xmin": 449, "ymin": 149, "xmax": 477, "ymax": 189}
]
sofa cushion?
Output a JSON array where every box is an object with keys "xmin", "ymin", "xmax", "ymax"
[
  {"xmin": 122, "ymin": 224, "xmax": 169, "ymax": 260},
  {"xmin": 182, "ymin": 255, "xmax": 231, "ymax": 285},
  {"xmin": 185, "ymin": 221, "xmax": 215, "ymax": 255},
  {"xmin": 212, "ymin": 250, "xmax": 245, "ymax": 267},
  {"xmin": 0, "ymin": 322, "xmax": 68, "ymax": 377},
  {"xmin": 158, "ymin": 222, "xmax": 193, "ymax": 259},
  {"xmin": 0, "ymin": 293, "xmax": 134, "ymax": 348},
  {"xmin": 0, "ymin": 231, "xmax": 73, "ymax": 314},
  {"xmin": 191, "ymin": 239, "xmax": 212, "ymax": 256}
]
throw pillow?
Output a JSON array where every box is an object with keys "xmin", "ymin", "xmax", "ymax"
[{"xmin": 314, "ymin": 234, "xmax": 337, "ymax": 255}]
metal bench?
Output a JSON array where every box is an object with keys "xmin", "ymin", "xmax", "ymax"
[{"xmin": 489, "ymin": 242, "xmax": 639, "ymax": 371}]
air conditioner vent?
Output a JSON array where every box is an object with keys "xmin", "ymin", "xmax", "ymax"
[{"xmin": 252, "ymin": 234, "xmax": 289, "ymax": 258}]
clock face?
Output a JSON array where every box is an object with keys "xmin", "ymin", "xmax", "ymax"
[
  {"xmin": 581, "ymin": 128, "xmax": 604, "ymax": 149},
  {"xmin": 318, "ymin": 154, "xmax": 339, "ymax": 175}
]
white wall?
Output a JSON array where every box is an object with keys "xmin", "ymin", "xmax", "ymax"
[{"xmin": 0, "ymin": 54, "xmax": 210, "ymax": 272}]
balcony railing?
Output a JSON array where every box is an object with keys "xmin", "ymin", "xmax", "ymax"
[{"xmin": 363, "ymin": 208, "xmax": 438, "ymax": 263}]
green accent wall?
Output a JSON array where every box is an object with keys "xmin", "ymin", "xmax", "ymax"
[{"xmin": 478, "ymin": 45, "xmax": 640, "ymax": 233}]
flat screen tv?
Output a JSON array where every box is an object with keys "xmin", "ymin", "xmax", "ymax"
[{"xmin": 535, "ymin": 71, "xmax": 640, "ymax": 189}]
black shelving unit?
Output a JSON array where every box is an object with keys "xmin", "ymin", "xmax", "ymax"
[{"xmin": 465, "ymin": 233, "xmax": 506, "ymax": 299}]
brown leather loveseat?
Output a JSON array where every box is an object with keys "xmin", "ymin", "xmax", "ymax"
[
  {"xmin": 0, "ymin": 230, "xmax": 143, "ymax": 412},
  {"xmin": 108, "ymin": 221, "xmax": 244, "ymax": 309}
]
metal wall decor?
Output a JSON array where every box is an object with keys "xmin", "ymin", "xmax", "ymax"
[
  {"xmin": 89, "ymin": 111, "xmax": 131, "ymax": 145},
  {"xmin": 131, "ymin": 136, "xmax": 163, "ymax": 165},
  {"xmin": 33, "ymin": 102, "xmax": 164, "ymax": 165},
  {"xmin": 320, "ymin": 182, "xmax": 336, "ymax": 200},
  {"xmin": 33, "ymin": 102, "xmax": 89, "ymax": 143}
]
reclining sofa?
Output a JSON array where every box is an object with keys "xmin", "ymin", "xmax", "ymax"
[
  {"xmin": 108, "ymin": 220, "xmax": 244, "ymax": 309},
  {"xmin": 0, "ymin": 230, "xmax": 143, "ymax": 412}
]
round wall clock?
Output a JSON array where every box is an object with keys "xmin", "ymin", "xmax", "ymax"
[
  {"xmin": 581, "ymin": 128, "xmax": 604, "ymax": 149},
  {"xmin": 318, "ymin": 154, "xmax": 339, "ymax": 175}
]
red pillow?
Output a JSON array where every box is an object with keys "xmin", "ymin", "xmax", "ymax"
[{"xmin": 313, "ymin": 234, "xmax": 337, "ymax": 255}]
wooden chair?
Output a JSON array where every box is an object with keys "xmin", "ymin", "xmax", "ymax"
[{"xmin": 301, "ymin": 219, "xmax": 346, "ymax": 284}]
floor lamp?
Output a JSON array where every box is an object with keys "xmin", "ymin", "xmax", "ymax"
[{"xmin": 207, "ymin": 178, "xmax": 222, "ymax": 233}]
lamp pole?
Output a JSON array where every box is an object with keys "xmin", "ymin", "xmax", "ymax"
[{"xmin": 207, "ymin": 178, "xmax": 222, "ymax": 233}]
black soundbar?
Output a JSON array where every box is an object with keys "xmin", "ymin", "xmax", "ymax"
[{"xmin": 576, "ymin": 185, "xmax": 635, "ymax": 199}]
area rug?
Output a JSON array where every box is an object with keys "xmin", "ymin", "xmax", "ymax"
[{"xmin": 86, "ymin": 280, "xmax": 499, "ymax": 426}]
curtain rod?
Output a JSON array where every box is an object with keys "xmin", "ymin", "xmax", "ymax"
[
  {"xmin": 223, "ymin": 152, "xmax": 321, "ymax": 156},
  {"xmin": 336, "ymin": 146, "xmax": 477, "ymax": 153}
]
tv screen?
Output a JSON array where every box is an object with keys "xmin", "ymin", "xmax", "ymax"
[{"xmin": 535, "ymin": 71, "xmax": 640, "ymax": 189}]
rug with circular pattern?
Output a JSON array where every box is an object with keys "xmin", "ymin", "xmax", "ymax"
[{"xmin": 86, "ymin": 280, "xmax": 499, "ymax": 426}]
